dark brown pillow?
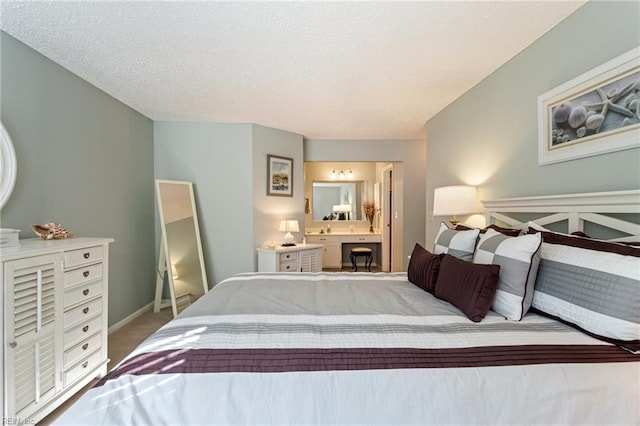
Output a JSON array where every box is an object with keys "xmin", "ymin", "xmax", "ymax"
[
  {"xmin": 434, "ymin": 254, "xmax": 500, "ymax": 322},
  {"xmin": 407, "ymin": 243, "xmax": 443, "ymax": 293},
  {"xmin": 455, "ymin": 224, "xmax": 521, "ymax": 237},
  {"xmin": 570, "ymin": 230, "xmax": 640, "ymax": 247},
  {"xmin": 528, "ymin": 227, "xmax": 640, "ymax": 256}
]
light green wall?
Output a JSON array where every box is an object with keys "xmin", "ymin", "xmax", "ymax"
[
  {"xmin": 154, "ymin": 122, "xmax": 254, "ymax": 284},
  {"xmin": 154, "ymin": 122, "xmax": 304, "ymax": 284},
  {"xmin": 0, "ymin": 32, "xmax": 156, "ymax": 326},
  {"xmin": 425, "ymin": 1, "xmax": 640, "ymax": 246},
  {"xmin": 251, "ymin": 124, "xmax": 305, "ymax": 252}
]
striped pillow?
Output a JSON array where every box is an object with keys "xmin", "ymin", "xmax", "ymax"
[
  {"xmin": 473, "ymin": 229, "xmax": 542, "ymax": 320},
  {"xmin": 433, "ymin": 223, "xmax": 479, "ymax": 262},
  {"xmin": 531, "ymin": 229, "xmax": 640, "ymax": 352},
  {"xmin": 407, "ymin": 243, "xmax": 443, "ymax": 293},
  {"xmin": 434, "ymin": 254, "xmax": 500, "ymax": 323}
]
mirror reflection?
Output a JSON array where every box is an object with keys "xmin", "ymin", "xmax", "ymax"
[
  {"xmin": 155, "ymin": 180, "xmax": 208, "ymax": 317},
  {"xmin": 312, "ymin": 181, "xmax": 364, "ymax": 221}
]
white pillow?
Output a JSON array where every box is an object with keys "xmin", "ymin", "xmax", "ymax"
[
  {"xmin": 473, "ymin": 229, "xmax": 542, "ymax": 320},
  {"xmin": 433, "ymin": 222, "xmax": 479, "ymax": 262}
]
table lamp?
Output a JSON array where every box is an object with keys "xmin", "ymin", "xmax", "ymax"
[
  {"xmin": 433, "ymin": 185, "xmax": 478, "ymax": 227},
  {"xmin": 279, "ymin": 220, "xmax": 300, "ymax": 246}
]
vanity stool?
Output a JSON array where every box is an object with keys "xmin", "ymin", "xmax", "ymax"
[{"xmin": 350, "ymin": 247, "xmax": 373, "ymax": 272}]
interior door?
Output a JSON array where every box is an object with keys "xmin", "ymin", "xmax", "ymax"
[{"xmin": 381, "ymin": 165, "xmax": 392, "ymax": 272}]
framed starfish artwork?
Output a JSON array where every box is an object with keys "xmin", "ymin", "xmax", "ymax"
[{"xmin": 538, "ymin": 47, "xmax": 639, "ymax": 165}]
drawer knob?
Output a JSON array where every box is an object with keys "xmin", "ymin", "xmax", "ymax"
[
  {"xmin": 9, "ymin": 342, "xmax": 17, "ymax": 349},
  {"xmin": 83, "ymin": 289, "xmax": 90, "ymax": 296},
  {"xmin": 82, "ymin": 361, "xmax": 89, "ymax": 368},
  {"xmin": 82, "ymin": 325, "xmax": 89, "ymax": 333},
  {"xmin": 83, "ymin": 271, "xmax": 90, "ymax": 278},
  {"xmin": 83, "ymin": 307, "xmax": 90, "ymax": 314},
  {"xmin": 83, "ymin": 252, "xmax": 91, "ymax": 259},
  {"xmin": 82, "ymin": 343, "xmax": 89, "ymax": 350}
]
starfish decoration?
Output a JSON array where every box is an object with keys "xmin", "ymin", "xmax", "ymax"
[{"xmin": 584, "ymin": 81, "xmax": 634, "ymax": 132}]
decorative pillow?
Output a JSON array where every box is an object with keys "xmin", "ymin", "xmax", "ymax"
[
  {"xmin": 455, "ymin": 224, "xmax": 522, "ymax": 237},
  {"xmin": 407, "ymin": 243, "xmax": 443, "ymax": 293},
  {"xmin": 433, "ymin": 223, "xmax": 479, "ymax": 261},
  {"xmin": 529, "ymin": 228, "xmax": 640, "ymax": 352},
  {"xmin": 434, "ymin": 254, "xmax": 500, "ymax": 323},
  {"xmin": 473, "ymin": 229, "xmax": 542, "ymax": 320}
]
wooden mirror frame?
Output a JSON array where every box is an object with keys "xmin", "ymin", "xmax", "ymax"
[{"xmin": 154, "ymin": 179, "xmax": 208, "ymax": 317}]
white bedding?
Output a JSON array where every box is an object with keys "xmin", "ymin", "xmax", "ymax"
[{"xmin": 55, "ymin": 273, "xmax": 639, "ymax": 425}]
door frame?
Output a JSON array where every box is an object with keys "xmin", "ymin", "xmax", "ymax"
[{"xmin": 381, "ymin": 164, "xmax": 392, "ymax": 272}]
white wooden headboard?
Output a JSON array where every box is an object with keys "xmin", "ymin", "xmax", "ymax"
[{"xmin": 482, "ymin": 190, "xmax": 640, "ymax": 242}]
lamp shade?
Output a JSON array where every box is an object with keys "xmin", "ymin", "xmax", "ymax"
[
  {"xmin": 279, "ymin": 220, "xmax": 299, "ymax": 246},
  {"xmin": 332, "ymin": 204, "xmax": 352, "ymax": 213},
  {"xmin": 433, "ymin": 185, "xmax": 478, "ymax": 216},
  {"xmin": 279, "ymin": 220, "xmax": 300, "ymax": 233}
]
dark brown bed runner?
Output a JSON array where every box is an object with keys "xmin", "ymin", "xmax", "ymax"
[{"xmin": 97, "ymin": 345, "xmax": 637, "ymax": 387}]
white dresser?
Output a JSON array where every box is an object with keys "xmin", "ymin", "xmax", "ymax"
[
  {"xmin": 1, "ymin": 237, "xmax": 112, "ymax": 423},
  {"xmin": 257, "ymin": 244, "xmax": 323, "ymax": 273}
]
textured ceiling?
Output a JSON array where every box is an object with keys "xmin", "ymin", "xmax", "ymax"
[{"xmin": 0, "ymin": 1, "xmax": 586, "ymax": 139}]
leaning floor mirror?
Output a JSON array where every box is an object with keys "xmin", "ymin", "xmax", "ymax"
[{"xmin": 155, "ymin": 179, "xmax": 209, "ymax": 317}]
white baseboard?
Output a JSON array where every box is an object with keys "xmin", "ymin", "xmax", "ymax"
[{"xmin": 108, "ymin": 302, "xmax": 154, "ymax": 334}]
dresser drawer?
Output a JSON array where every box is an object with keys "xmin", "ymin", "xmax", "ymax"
[
  {"xmin": 64, "ymin": 246, "xmax": 104, "ymax": 269},
  {"xmin": 306, "ymin": 235, "xmax": 341, "ymax": 244},
  {"xmin": 64, "ymin": 314, "xmax": 103, "ymax": 350},
  {"xmin": 279, "ymin": 252, "xmax": 298, "ymax": 262},
  {"xmin": 63, "ymin": 298, "xmax": 103, "ymax": 329},
  {"xmin": 64, "ymin": 280, "xmax": 103, "ymax": 309},
  {"xmin": 279, "ymin": 260, "xmax": 298, "ymax": 272},
  {"xmin": 63, "ymin": 331, "xmax": 102, "ymax": 369},
  {"xmin": 351, "ymin": 235, "xmax": 381, "ymax": 243},
  {"xmin": 63, "ymin": 348, "xmax": 102, "ymax": 387},
  {"xmin": 64, "ymin": 263, "xmax": 103, "ymax": 288}
]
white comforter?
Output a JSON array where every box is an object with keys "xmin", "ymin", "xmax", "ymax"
[{"xmin": 55, "ymin": 273, "xmax": 639, "ymax": 425}]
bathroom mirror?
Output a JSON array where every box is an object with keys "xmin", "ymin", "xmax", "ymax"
[
  {"xmin": 154, "ymin": 179, "xmax": 208, "ymax": 317},
  {"xmin": 0, "ymin": 122, "xmax": 17, "ymax": 210},
  {"xmin": 312, "ymin": 181, "xmax": 365, "ymax": 221}
]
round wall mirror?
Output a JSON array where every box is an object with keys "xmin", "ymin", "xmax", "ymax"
[{"xmin": 0, "ymin": 122, "xmax": 17, "ymax": 210}]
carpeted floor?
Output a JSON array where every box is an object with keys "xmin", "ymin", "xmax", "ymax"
[{"xmin": 38, "ymin": 307, "xmax": 174, "ymax": 425}]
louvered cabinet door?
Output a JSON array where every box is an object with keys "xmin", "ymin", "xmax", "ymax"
[
  {"xmin": 4, "ymin": 254, "xmax": 62, "ymax": 418},
  {"xmin": 300, "ymin": 247, "xmax": 322, "ymax": 272}
]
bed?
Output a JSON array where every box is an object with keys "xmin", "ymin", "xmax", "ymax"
[{"xmin": 55, "ymin": 191, "xmax": 640, "ymax": 425}]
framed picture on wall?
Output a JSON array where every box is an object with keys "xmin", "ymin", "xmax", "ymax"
[
  {"xmin": 267, "ymin": 154, "xmax": 293, "ymax": 197},
  {"xmin": 537, "ymin": 47, "xmax": 640, "ymax": 166}
]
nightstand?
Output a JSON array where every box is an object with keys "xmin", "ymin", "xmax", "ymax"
[{"xmin": 256, "ymin": 244, "xmax": 323, "ymax": 272}]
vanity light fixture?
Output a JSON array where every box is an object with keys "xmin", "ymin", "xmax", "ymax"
[
  {"xmin": 348, "ymin": 169, "xmax": 354, "ymax": 179},
  {"xmin": 331, "ymin": 169, "xmax": 337, "ymax": 179},
  {"xmin": 339, "ymin": 170, "xmax": 345, "ymax": 179},
  {"xmin": 433, "ymin": 185, "xmax": 478, "ymax": 227},
  {"xmin": 279, "ymin": 220, "xmax": 300, "ymax": 246}
]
